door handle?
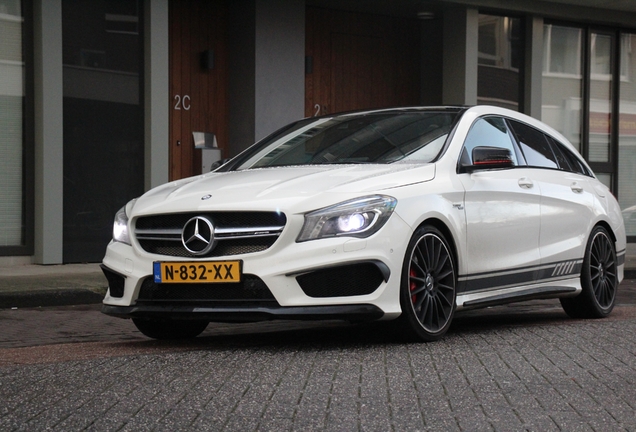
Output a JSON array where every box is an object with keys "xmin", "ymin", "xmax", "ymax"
[
  {"xmin": 518, "ymin": 178, "xmax": 534, "ymax": 189},
  {"xmin": 571, "ymin": 182, "xmax": 584, "ymax": 193}
]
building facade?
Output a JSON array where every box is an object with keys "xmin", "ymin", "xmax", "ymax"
[{"xmin": 2, "ymin": 0, "xmax": 636, "ymax": 266}]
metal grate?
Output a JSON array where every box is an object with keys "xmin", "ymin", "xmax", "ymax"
[
  {"xmin": 137, "ymin": 275, "xmax": 277, "ymax": 302},
  {"xmin": 134, "ymin": 211, "xmax": 286, "ymax": 258},
  {"xmin": 296, "ymin": 263, "xmax": 385, "ymax": 298}
]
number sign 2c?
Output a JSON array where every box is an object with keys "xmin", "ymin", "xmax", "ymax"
[{"xmin": 174, "ymin": 94, "xmax": 191, "ymax": 110}]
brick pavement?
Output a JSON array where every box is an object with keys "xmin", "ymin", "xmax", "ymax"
[
  {"xmin": 0, "ymin": 315, "xmax": 635, "ymax": 430},
  {"xmin": 0, "ymin": 280, "xmax": 635, "ymax": 431}
]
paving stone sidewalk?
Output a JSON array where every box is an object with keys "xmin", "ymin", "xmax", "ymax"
[
  {"xmin": 0, "ymin": 280, "xmax": 635, "ymax": 431},
  {"xmin": 1, "ymin": 309, "xmax": 635, "ymax": 431}
]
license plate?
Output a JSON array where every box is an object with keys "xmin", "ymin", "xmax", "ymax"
[{"xmin": 153, "ymin": 261, "xmax": 242, "ymax": 284}]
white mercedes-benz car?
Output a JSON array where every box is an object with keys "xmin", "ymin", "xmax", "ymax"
[{"xmin": 101, "ymin": 105, "xmax": 626, "ymax": 341}]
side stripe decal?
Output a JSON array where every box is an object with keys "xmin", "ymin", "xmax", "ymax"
[
  {"xmin": 458, "ymin": 259, "xmax": 583, "ymax": 294},
  {"xmin": 552, "ymin": 260, "xmax": 578, "ymax": 277}
]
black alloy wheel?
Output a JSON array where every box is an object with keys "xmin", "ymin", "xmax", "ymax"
[
  {"xmin": 398, "ymin": 225, "xmax": 457, "ymax": 341},
  {"xmin": 561, "ymin": 226, "xmax": 618, "ymax": 319}
]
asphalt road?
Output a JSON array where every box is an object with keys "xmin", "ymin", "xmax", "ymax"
[{"xmin": 1, "ymin": 280, "xmax": 635, "ymax": 431}]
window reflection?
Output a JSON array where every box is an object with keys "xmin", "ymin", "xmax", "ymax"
[
  {"xmin": 619, "ymin": 33, "xmax": 636, "ymax": 237},
  {"xmin": 0, "ymin": 0, "xmax": 25, "ymax": 247},
  {"xmin": 62, "ymin": 0, "xmax": 144, "ymax": 262},
  {"xmin": 477, "ymin": 15, "xmax": 522, "ymax": 111},
  {"xmin": 589, "ymin": 31, "xmax": 613, "ymax": 163},
  {"xmin": 542, "ymin": 24, "xmax": 583, "ymax": 151}
]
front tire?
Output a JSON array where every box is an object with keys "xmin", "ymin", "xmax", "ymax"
[
  {"xmin": 560, "ymin": 226, "xmax": 618, "ymax": 319},
  {"xmin": 396, "ymin": 225, "xmax": 457, "ymax": 342},
  {"xmin": 132, "ymin": 319, "xmax": 208, "ymax": 340}
]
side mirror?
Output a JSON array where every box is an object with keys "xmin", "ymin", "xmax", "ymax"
[{"xmin": 461, "ymin": 146, "xmax": 514, "ymax": 173}]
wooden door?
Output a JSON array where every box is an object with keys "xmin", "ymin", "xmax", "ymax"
[
  {"xmin": 305, "ymin": 7, "xmax": 420, "ymax": 117},
  {"xmin": 169, "ymin": 0, "xmax": 228, "ymax": 180}
]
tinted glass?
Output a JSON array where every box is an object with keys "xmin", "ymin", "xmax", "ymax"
[
  {"xmin": 547, "ymin": 137, "xmax": 573, "ymax": 171},
  {"xmin": 62, "ymin": 0, "xmax": 144, "ymax": 262},
  {"xmin": 542, "ymin": 24, "xmax": 583, "ymax": 151},
  {"xmin": 478, "ymin": 15, "xmax": 522, "ymax": 111},
  {"xmin": 234, "ymin": 111, "xmax": 461, "ymax": 169},
  {"xmin": 619, "ymin": 33, "xmax": 636, "ymax": 237},
  {"xmin": 548, "ymin": 136, "xmax": 591, "ymax": 176},
  {"xmin": 462, "ymin": 117, "xmax": 518, "ymax": 165},
  {"xmin": 509, "ymin": 120, "xmax": 558, "ymax": 169},
  {"xmin": 0, "ymin": 0, "xmax": 26, "ymax": 248}
]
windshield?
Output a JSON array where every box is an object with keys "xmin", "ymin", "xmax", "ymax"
[{"xmin": 232, "ymin": 110, "xmax": 462, "ymax": 170}]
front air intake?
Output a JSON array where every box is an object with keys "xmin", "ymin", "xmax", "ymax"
[{"xmin": 296, "ymin": 262, "xmax": 386, "ymax": 298}]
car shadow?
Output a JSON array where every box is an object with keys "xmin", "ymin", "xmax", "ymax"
[{"xmin": 101, "ymin": 283, "xmax": 636, "ymax": 353}]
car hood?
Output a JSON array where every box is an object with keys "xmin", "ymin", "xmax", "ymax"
[{"xmin": 131, "ymin": 164, "xmax": 436, "ymax": 215}]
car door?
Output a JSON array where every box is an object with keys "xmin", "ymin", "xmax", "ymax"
[
  {"xmin": 508, "ymin": 120, "xmax": 596, "ymax": 266},
  {"xmin": 458, "ymin": 117, "xmax": 542, "ymax": 288}
]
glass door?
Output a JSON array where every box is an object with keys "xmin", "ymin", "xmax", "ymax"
[{"xmin": 62, "ymin": 0, "xmax": 144, "ymax": 262}]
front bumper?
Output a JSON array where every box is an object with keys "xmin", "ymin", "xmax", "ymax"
[
  {"xmin": 102, "ymin": 303, "xmax": 384, "ymax": 322},
  {"xmin": 101, "ymin": 211, "xmax": 412, "ymax": 320}
]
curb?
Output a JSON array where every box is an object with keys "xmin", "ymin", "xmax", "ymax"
[{"xmin": 0, "ymin": 289, "xmax": 106, "ymax": 309}]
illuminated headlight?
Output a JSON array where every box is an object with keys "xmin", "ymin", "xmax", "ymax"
[
  {"xmin": 297, "ymin": 195, "xmax": 397, "ymax": 242},
  {"xmin": 112, "ymin": 205, "xmax": 131, "ymax": 245}
]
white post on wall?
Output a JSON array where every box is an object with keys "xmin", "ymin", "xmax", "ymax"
[
  {"xmin": 144, "ymin": 0, "xmax": 170, "ymax": 189},
  {"xmin": 33, "ymin": 0, "xmax": 64, "ymax": 264},
  {"xmin": 442, "ymin": 7, "xmax": 479, "ymax": 106}
]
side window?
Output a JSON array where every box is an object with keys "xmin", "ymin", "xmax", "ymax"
[
  {"xmin": 549, "ymin": 136, "xmax": 591, "ymax": 176},
  {"xmin": 462, "ymin": 117, "xmax": 518, "ymax": 165},
  {"xmin": 547, "ymin": 137, "xmax": 573, "ymax": 171},
  {"xmin": 508, "ymin": 120, "xmax": 558, "ymax": 169}
]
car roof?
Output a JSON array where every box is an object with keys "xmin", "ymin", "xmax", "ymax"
[{"xmin": 319, "ymin": 106, "xmax": 467, "ymax": 118}]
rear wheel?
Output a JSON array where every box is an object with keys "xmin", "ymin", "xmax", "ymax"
[
  {"xmin": 560, "ymin": 226, "xmax": 617, "ymax": 319},
  {"xmin": 132, "ymin": 319, "xmax": 208, "ymax": 340},
  {"xmin": 396, "ymin": 225, "xmax": 456, "ymax": 341}
]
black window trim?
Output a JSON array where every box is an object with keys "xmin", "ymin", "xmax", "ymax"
[{"xmin": 505, "ymin": 117, "xmax": 594, "ymax": 178}]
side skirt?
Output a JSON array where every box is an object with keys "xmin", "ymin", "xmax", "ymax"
[{"xmin": 455, "ymin": 278, "xmax": 581, "ymax": 311}]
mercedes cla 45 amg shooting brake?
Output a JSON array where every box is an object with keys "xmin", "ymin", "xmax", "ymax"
[{"xmin": 101, "ymin": 105, "xmax": 626, "ymax": 341}]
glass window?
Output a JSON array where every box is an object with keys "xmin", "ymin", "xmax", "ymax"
[
  {"xmin": 235, "ymin": 111, "xmax": 461, "ymax": 170},
  {"xmin": 589, "ymin": 31, "xmax": 613, "ymax": 163},
  {"xmin": 509, "ymin": 120, "xmax": 558, "ymax": 169},
  {"xmin": 477, "ymin": 15, "xmax": 522, "ymax": 111},
  {"xmin": 542, "ymin": 24, "xmax": 583, "ymax": 151},
  {"xmin": 543, "ymin": 25, "xmax": 582, "ymax": 76},
  {"xmin": 549, "ymin": 139, "xmax": 573, "ymax": 171},
  {"xmin": 0, "ymin": 0, "xmax": 26, "ymax": 249},
  {"xmin": 619, "ymin": 33, "xmax": 636, "ymax": 237},
  {"xmin": 62, "ymin": 0, "xmax": 144, "ymax": 262},
  {"xmin": 548, "ymin": 136, "xmax": 591, "ymax": 176},
  {"xmin": 461, "ymin": 117, "xmax": 518, "ymax": 166}
]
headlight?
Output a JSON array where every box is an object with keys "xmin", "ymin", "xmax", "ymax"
[
  {"xmin": 297, "ymin": 195, "xmax": 397, "ymax": 242},
  {"xmin": 112, "ymin": 205, "xmax": 131, "ymax": 245}
]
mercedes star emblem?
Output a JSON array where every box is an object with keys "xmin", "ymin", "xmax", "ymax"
[{"xmin": 182, "ymin": 216, "xmax": 216, "ymax": 255}]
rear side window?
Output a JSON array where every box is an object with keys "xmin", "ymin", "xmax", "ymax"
[
  {"xmin": 548, "ymin": 136, "xmax": 591, "ymax": 176},
  {"xmin": 508, "ymin": 120, "xmax": 558, "ymax": 169}
]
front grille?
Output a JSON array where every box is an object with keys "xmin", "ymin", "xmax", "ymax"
[
  {"xmin": 137, "ymin": 275, "xmax": 277, "ymax": 302},
  {"xmin": 296, "ymin": 262, "xmax": 385, "ymax": 298},
  {"xmin": 134, "ymin": 211, "xmax": 286, "ymax": 258}
]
